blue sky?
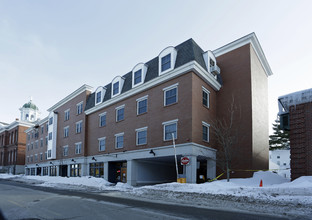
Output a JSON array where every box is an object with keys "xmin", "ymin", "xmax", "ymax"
[{"xmin": 1, "ymin": 0, "xmax": 312, "ymax": 133}]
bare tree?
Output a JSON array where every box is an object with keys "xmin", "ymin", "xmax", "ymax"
[{"xmin": 210, "ymin": 97, "xmax": 241, "ymax": 182}]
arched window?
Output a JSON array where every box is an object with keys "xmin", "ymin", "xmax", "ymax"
[
  {"xmin": 26, "ymin": 114, "xmax": 29, "ymax": 120},
  {"xmin": 111, "ymin": 76, "xmax": 125, "ymax": 98},
  {"xmin": 95, "ymin": 86, "xmax": 106, "ymax": 105},
  {"xmin": 132, "ymin": 63, "xmax": 148, "ymax": 88}
]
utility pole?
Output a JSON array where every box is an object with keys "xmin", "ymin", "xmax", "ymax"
[{"xmin": 172, "ymin": 133, "xmax": 179, "ymax": 181}]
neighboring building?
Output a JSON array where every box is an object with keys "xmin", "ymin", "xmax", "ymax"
[
  {"xmin": 278, "ymin": 88, "xmax": 312, "ymax": 180},
  {"xmin": 24, "ymin": 33, "xmax": 272, "ymax": 185},
  {"xmin": 0, "ymin": 99, "xmax": 40, "ymax": 174},
  {"xmin": 269, "ymin": 149, "xmax": 290, "ymax": 179}
]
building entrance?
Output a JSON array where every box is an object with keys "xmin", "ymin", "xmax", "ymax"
[
  {"xmin": 59, "ymin": 165, "xmax": 68, "ymax": 177},
  {"xmin": 108, "ymin": 161, "xmax": 127, "ymax": 183}
]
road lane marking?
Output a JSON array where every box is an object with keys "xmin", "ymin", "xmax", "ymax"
[{"xmin": 8, "ymin": 200, "xmax": 23, "ymax": 208}]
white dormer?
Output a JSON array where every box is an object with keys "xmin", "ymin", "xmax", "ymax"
[
  {"xmin": 111, "ymin": 76, "xmax": 125, "ymax": 98},
  {"xmin": 132, "ymin": 63, "xmax": 148, "ymax": 88},
  {"xmin": 158, "ymin": 46, "xmax": 177, "ymax": 76},
  {"xmin": 203, "ymin": 50, "xmax": 220, "ymax": 77},
  {"xmin": 95, "ymin": 86, "xmax": 106, "ymax": 105}
]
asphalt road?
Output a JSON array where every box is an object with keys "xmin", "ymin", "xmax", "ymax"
[{"xmin": 0, "ymin": 179, "xmax": 287, "ymax": 220}]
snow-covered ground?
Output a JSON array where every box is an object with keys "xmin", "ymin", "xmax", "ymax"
[{"xmin": 1, "ymin": 171, "xmax": 312, "ymax": 219}]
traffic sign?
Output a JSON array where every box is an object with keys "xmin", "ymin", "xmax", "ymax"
[{"xmin": 181, "ymin": 156, "xmax": 190, "ymax": 165}]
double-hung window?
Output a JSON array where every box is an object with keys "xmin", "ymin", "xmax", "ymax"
[
  {"xmin": 134, "ymin": 69, "xmax": 142, "ymax": 85},
  {"xmin": 113, "ymin": 82, "xmax": 119, "ymax": 96},
  {"xmin": 116, "ymin": 105, "xmax": 125, "ymax": 122},
  {"xmin": 99, "ymin": 113, "xmax": 106, "ymax": 127},
  {"xmin": 96, "ymin": 91, "xmax": 101, "ymax": 104},
  {"xmin": 137, "ymin": 96, "xmax": 148, "ymax": 115},
  {"xmin": 98, "ymin": 137, "xmax": 106, "ymax": 151},
  {"xmin": 76, "ymin": 121, "xmax": 82, "ymax": 133},
  {"xmin": 163, "ymin": 119, "xmax": 178, "ymax": 141},
  {"xmin": 163, "ymin": 83, "xmax": 178, "ymax": 106},
  {"xmin": 77, "ymin": 102, "xmax": 83, "ymax": 115},
  {"xmin": 40, "ymin": 138, "xmax": 43, "ymax": 147},
  {"xmin": 41, "ymin": 126, "xmax": 44, "ymax": 134},
  {"xmin": 202, "ymin": 86, "xmax": 210, "ymax": 108},
  {"xmin": 202, "ymin": 121, "xmax": 210, "ymax": 142},
  {"xmin": 49, "ymin": 117, "xmax": 53, "ymax": 125},
  {"xmin": 75, "ymin": 142, "xmax": 82, "ymax": 154},
  {"xmin": 115, "ymin": 133, "xmax": 124, "ymax": 149},
  {"xmin": 64, "ymin": 126, "xmax": 69, "ymax": 138},
  {"xmin": 136, "ymin": 127, "xmax": 147, "ymax": 145},
  {"xmin": 63, "ymin": 146, "xmax": 68, "ymax": 156},
  {"xmin": 64, "ymin": 109, "xmax": 70, "ymax": 121},
  {"xmin": 48, "ymin": 132, "xmax": 52, "ymax": 140},
  {"xmin": 161, "ymin": 54, "xmax": 171, "ymax": 72}
]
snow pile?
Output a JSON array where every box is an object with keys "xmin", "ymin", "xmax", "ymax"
[{"xmin": 279, "ymin": 88, "xmax": 312, "ymax": 113}]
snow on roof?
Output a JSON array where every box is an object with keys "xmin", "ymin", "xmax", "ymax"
[{"xmin": 278, "ymin": 88, "xmax": 312, "ymax": 114}]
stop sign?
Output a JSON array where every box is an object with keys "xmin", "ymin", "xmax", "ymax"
[{"xmin": 181, "ymin": 156, "xmax": 190, "ymax": 165}]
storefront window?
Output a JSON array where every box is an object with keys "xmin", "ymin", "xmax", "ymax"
[{"xmin": 89, "ymin": 162, "xmax": 104, "ymax": 178}]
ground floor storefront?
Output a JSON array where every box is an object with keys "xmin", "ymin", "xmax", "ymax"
[{"xmin": 25, "ymin": 143, "xmax": 216, "ymax": 186}]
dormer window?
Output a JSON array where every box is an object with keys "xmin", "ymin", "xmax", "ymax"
[
  {"xmin": 161, "ymin": 54, "xmax": 171, "ymax": 72},
  {"xmin": 132, "ymin": 63, "xmax": 148, "ymax": 88},
  {"xmin": 203, "ymin": 50, "xmax": 220, "ymax": 76},
  {"xmin": 134, "ymin": 69, "xmax": 142, "ymax": 85},
  {"xmin": 111, "ymin": 76, "xmax": 125, "ymax": 98},
  {"xmin": 95, "ymin": 86, "xmax": 106, "ymax": 105},
  {"xmin": 113, "ymin": 82, "xmax": 119, "ymax": 95},
  {"xmin": 96, "ymin": 92, "xmax": 101, "ymax": 103},
  {"xmin": 158, "ymin": 46, "xmax": 177, "ymax": 75}
]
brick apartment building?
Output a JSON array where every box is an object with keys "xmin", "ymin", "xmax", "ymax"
[
  {"xmin": 278, "ymin": 88, "xmax": 312, "ymax": 180},
  {"xmin": 0, "ymin": 99, "xmax": 39, "ymax": 174},
  {"xmin": 25, "ymin": 33, "xmax": 272, "ymax": 185}
]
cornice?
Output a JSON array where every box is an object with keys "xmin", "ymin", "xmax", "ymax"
[
  {"xmin": 213, "ymin": 32, "xmax": 273, "ymax": 77},
  {"xmin": 85, "ymin": 61, "xmax": 221, "ymax": 115},
  {"xmin": 47, "ymin": 84, "xmax": 93, "ymax": 112}
]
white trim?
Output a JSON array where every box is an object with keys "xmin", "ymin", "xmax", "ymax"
[
  {"xmin": 158, "ymin": 46, "xmax": 177, "ymax": 76},
  {"xmin": 163, "ymin": 84, "xmax": 178, "ymax": 106},
  {"xmin": 98, "ymin": 137, "xmax": 106, "ymax": 152},
  {"xmin": 76, "ymin": 101, "xmax": 83, "ymax": 115},
  {"xmin": 47, "ymin": 84, "xmax": 93, "ymax": 112},
  {"xmin": 132, "ymin": 63, "xmax": 148, "ymax": 88},
  {"xmin": 136, "ymin": 96, "xmax": 148, "ymax": 115},
  {"xmin": 63, "ymin": 145, "xmax": 69, "ymax": 156},
  {"xmin": 111, "ymin": 76, "xmax": 125, "ymax": 98},
  {"xmin": 136, "ymin": 127, "xmax": 147, "ymax": 146},
  {"xmin": 202, "ymin": 86, "xmax": 210, "ymax": 108},
  {"xmin": 115, "ymin": 104, "xmax": 125, "ymax": 110},
  {"xmin": 163, "ymin": 120, "xmax": 178, "ymax": 141},
  {"xmin": 99, "ymin": 112, "xmax": 107, "ymax": 116},
  {"xmin": 213, "ymin": 33, "xmax": 273, "ymax": 76},
  {"xmin": 202, "ymin": 121, "xmax": 210, "ymax": 127},
  {"xmin": 115, "ymin": 105, "xmax": 125, "ymax": 122},
  {"xmin": 85, "ymin": 61, "xmax": 221, "ymax": 115},
  {"xmin": 115, "ymin": 132, "xmax": 124, "ymax": 149},
  {"xmin": 75, "ymin": 142, "xmax": 82, "ymax": 154},
  {"xmin": 136, "ymin": 95, "xmax": 148, "ymax": 102},
  {"xmin": 202, "ymin": 121, "xmax": 210, "ymax": 142},
  {"xmin": 99, "ymin": 112, "xmax": 107, "ymax": 127}
]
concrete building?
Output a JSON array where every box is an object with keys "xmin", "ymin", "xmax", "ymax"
[
  {"xmin": 25, "ymin": 33, "xmax": 272, "ymax": 185},
  {"xmin": 0, "ymin": 99, "xmax": 40, "ymax": 174},
  {"xmin": 278, "ymin": 88, "xmax": 312, "ymax": 180}
]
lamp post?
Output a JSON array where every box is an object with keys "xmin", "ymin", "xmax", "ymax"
[{"xmin": 172, "ymin": 133, "xmax": 179, "ymax": 182}]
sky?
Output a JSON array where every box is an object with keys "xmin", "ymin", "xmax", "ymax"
[{"xmin": 1, "ymin": 0, "xmax": 312, "ymax": 134}]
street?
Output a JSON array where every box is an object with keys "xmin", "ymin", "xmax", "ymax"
[{"xmin": 0, "ymin": 179, "xmax": 286, "ymax": 220}]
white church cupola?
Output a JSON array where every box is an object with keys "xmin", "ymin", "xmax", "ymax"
[{"xmin": 19, "ymin": 97, "xmax": 40, "ymax": 122}]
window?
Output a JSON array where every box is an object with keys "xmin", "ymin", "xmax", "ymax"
[
  {"xmin": 34, "ymin": 154, "xmax": 38, "ymax": 162},
  {"xmin": 45, "ymin": 136, "xmax": 48, "ymax": 145},
  {"xmin": 113, "ymin": 82, "xmax": 119, "ymax": 96},
  {"xmin": 41, "ymin": 126, "xmax": 44, "ymax": 134},
  {"xmin": 27, "ymin": 134, "xmax": 30, "ymax": 141},
  {"xmin": 137, "ymin": 96, "xmax": 148, "ymax": 115},
  {"xmin": 96, "ymin": 91, "xmax": 102, "ymax": 104},
  {"xmin": 35, "ymin": 141, "xmax": 38, "ymax": 149},
  {"xmin": 136, "ymin": 127, "xmax": 147, "ymax": 145},
  {"xmin": 65, "ymin": 109, "xmax": 70, "ymax": 121},
  {"xmin": 116, "ymin": 105, "xmax": 125, "ymax": 122},
  {"xmin": 63, "ymin": 146, "xmax": 68, "ymax": 156},
  {"xmin": 75, "ymin": 142, "xmax": 82, "ymax": 154},
  {"xmin": 48, "ymin": 132, "xmax": 52, "ymax": 140},
  {"xmin": 134, "ymin": 69, "xmax": 142, "ymax": 85},
  {"xmin": 202, "ymin": 87, "xmax": 210, "ymax": 108},
  {"xmin": 48, "ymin": 150, "xmax": 51, "ymax": 158},
  {"xmin": 89, "ymin": 162, "xmax": 104, "ymax": 178},
  {"xmin": 46, "ymin": 124, "xmax": 48, "ymax": 132},
  {"xmin": 98, "ymin": 137, "xmax": 106, "ymax": 151},
  {"xmin": 161, "ymin": 54, "xmax": 171, "ymax": 72},
  {"xmin": 31, "ymin": 143, "xmax": 33, "ymax": 150},
  {"xmin": 49, "ymin": 117, "xmax": 53, "ymax": 125},
  {"xmin": 40, "ymin": 153, "xmax": 43, "ymax": 161},
  {"xmin": 40, "ymin": 138, "xmax": 43, "ymax": 147},
  {"xmin": 277, "ymin": 156, "xmax": 280, "ymax": 159},
  {"xmin": 76, "ymin": 121, "xmax": 82, "ymax": 133},
  {"xmin": 115, "ymin": 133, "xmax": 124, "ymax": 149},
  {"xmin": 77, "ymin": 102, "xmax": 83, "ymax": 115},
  {"xmin": 99, "ymin": 113, "xmax": 106, "ymax": 127},
  {"xmin": 70, "ymin": 164, "xmax": 81, "ymax": 177},
  {"xmin": 64, "ymin": 126, "xmax": 69, "ymax": 138},
  {"xmin": 163, "ymin": 119, "xmax": 178, "ymax": 141},
  {"xmin": 209, "ymin": 58, "xmax": 215, "ymax": 68},
  {"xmin": 202, "ymin": 121, "xmax": 210, "ymax": 142},
  {"xmin": 45, "ymin": 152, "xmax": 47, "ymax": 160},
  {"xmin": 163, "ymin": 83, "xmax": 178, "ymax": 106}
]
